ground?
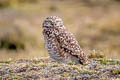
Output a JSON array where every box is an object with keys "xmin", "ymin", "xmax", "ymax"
[{"xmin": 0, "ymin": 58, "xmax": 120, "ymax": 80}]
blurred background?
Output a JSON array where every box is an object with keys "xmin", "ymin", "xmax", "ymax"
[{"xmin": 0, "ymin": 0, "xmax": 120, "ymax": 60}]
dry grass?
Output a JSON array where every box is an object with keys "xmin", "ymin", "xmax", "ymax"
[{"xmin": 0, "ymin": 0, "xmax": 120, "ymax": 60}]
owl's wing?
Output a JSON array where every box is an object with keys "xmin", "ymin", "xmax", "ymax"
[{"xmin": 54, "ymin": 29, "xmax": 88, "ymax": 64}]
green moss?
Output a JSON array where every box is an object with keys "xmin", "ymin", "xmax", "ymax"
[
  {"xmin": 51, "ymin": 62, "xmax": 58, "ymax": 67},
  {"xmin": 72, "ymin": 66, "xmax": 81, "ymax": 72},
  {"xmin": 99, "ymin": 59, "xmax": 120, "ymax": 65},
  {"xmin": 71, "ymin": 73, "xmax": 78, "ymax": 77},
  {"xmin": 32, "ymin": 60, "xmax": 41, "ymax": 64},
  {"xmin": 12, "ymin": 76, "xmax": 20, "ymax": 80},
  {"xmin": 9, "ymin": 69, "xmax": 15, "ymax": 73},
  {"xmin": 68, "ymin": 61, "xmax": 76, "ymax": 65},
  {"xmin": 65, "ymin": 68, "xmax": 71, "ymax": 73},
  {"xmin": 112, "ymin": 70, "xmax": 120, "ymax": 75},
  {"xmin": 100, "ymin": 59, "xmax": 109, "ymax": 65}
]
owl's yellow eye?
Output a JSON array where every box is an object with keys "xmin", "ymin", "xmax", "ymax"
[
  {"xmin": 47, "ymin": 21, "xmax": 51, "ymax": 24},
  {"xmin": 56, "ymin": 20, "xmax": 59, "ymax": 23}
]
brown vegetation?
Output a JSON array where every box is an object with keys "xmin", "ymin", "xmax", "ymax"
[{"xmin": 0, "ymin": 0, "xmax": 120, "ymax": 60}]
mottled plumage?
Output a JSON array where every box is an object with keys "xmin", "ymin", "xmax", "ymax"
[{"xmin": 42, "ymin": 16, "xmax": 88, "ymax": 65}]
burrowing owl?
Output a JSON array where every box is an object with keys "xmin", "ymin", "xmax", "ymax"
[{"xmin": 42, "ymin": 16, "xmax": 88, "ymax": 65}]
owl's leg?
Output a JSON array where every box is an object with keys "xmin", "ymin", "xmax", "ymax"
[{"xmin": 79, "ymin": 60, "xmax": 83, "ymax": 65}]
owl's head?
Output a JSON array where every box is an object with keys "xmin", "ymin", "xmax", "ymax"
[{"xmin": 42, "ymin": 16, "xmax": 64, "ymax": 29}]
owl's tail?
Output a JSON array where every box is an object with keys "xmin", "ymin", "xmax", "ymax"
[{"xmin": 78, "ymin": 51, "xmax": 89, "ymax": 65}]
